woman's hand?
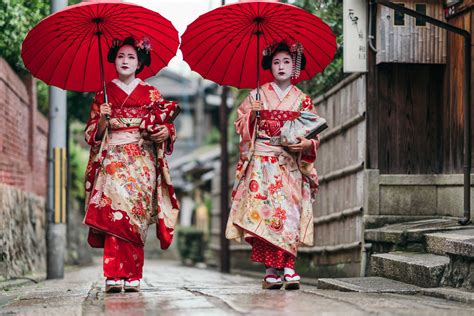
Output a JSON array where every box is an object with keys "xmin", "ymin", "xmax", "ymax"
[
  {"xmin": 287, "ymin": 137, "xmax": 313, "ymax": 153},
  {"xmin": 250, "ymin": 100, "xmax": 262, "ymax": 120},
  {"xmin": 150, "ymin": 126, "xmax": 170, "ymax": 144},
  {"xmin": 95, "ymin": 103, "xmax": 111, "ymax": 140},
  {"xmin": 99, "ymin": 103, "xmax": 112, "ymax": 119}
]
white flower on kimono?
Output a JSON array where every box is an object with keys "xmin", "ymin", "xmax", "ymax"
[
  {"xmin": 273, "ymin": 191, "xmax": 285, "ymax": 204},
  {"xmin": 110, "ymin": 211, "xmax": 123, "ymax": 221}
]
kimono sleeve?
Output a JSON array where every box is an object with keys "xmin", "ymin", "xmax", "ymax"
[
  {"xmin": 159, "ymin": 99, "xmax": 177, "ymax": 156},
  {"xmin": 300, "ymin": 95, "xmax": 321, "ymax": 163},
  {"xmin": 164, "ymin": 122, "xmax": 176, "ymax": 155},
  {"xmin": 84, "ymin": 92, "xmax": 104, "ymax": 147},
  {"xmin": 235, "ymin": 94, "xmax": 256, "ymax": 158}
]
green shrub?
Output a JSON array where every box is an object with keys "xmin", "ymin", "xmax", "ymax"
[{"xmin": 177, "ymin": 226, "xmax": 205, "ymax": 264}]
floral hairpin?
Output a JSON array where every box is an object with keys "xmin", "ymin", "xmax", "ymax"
[
  {"xmin": 262, "ymin": 41, "xmax": 277, "ymax": 57},
  {"xmin": 135, "ymin": 36, "xmax": 152, "ymax": 53}
]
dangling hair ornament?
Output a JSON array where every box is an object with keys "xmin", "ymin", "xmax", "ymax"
[
  {"xmin": 290, "ymin": 42, "xmax": 304, "ymax": 79},
  {"xmin": 136, "ymin": 36, "xmax": 152, "ymax": 54},
  {"xmin": 111, "ymin": 38, "xmax": 121, "ymax": 49}
]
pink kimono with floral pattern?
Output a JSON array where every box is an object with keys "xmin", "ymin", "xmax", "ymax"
[
  {"xmin": 226, "ymin": 82, "xmax": 319, "ymax": 257},
  {"xmin": 83, "ymin": 79, "xmax": 179, "ymax": 250}
]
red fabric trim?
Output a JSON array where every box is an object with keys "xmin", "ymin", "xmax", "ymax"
[
  {"xmin": 84, "ymin": 197, "xmax": 144, "ymax": 247},
  {"xmin": 301, "ymin": 139, "xmax": 317, "ymax": 163},
  {"xmin": 232, "ymin": 222, "xmax": 296, "ymax": 257},
  {"xmin": 156, "ymin": 218, "xmax": 173, "ymax": 250}
]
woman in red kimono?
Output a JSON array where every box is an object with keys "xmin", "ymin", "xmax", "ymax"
[
  {"xmin": 83, "ymin": 37, "xmax": 179, "ymax": 293},
  {"xmin": 226, "ymin": 41, "xmax": 320, "ymax": 290}
]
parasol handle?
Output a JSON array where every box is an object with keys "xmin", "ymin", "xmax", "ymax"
[
  {"xmin": 255, "ymin": 91, "xmax": 261, "ymax": 119},
  {"xmin": 95, "ymin": 19, "xmax": 110, "ymax": 122},
  {"xmin": 256, "ymin": 27, "xmax": 261, "ymax": 119}
]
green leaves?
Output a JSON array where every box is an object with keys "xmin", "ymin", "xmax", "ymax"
[
  {"xmin": 293, "ymin": 0, "xmax": 345, "ymax": 98},
  {"xmin": 0, "ymin": 0, "xmax": 50, "ymax": 74}
]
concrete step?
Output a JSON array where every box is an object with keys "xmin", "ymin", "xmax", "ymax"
[
  {"xmin": 317, "ymin": 277, "xmax": 474, "ymax": 304},
  {"xmin": 317, "ymin": 276, "xmax": 420, "ymax": 294},
  {"xmin": 370, "ymin": 252, "xmax": 450, "ymax": 288},
  {"xmin": 425, "ymin": 228, "xmax": 474, "ymax": 256},
  {"xmin": 446, "ymin": 238, "xmax": 474, "ymax": 258},
  {"xmin": 365, "ymin": 218, "xmax": 473, "ymax": 244}
]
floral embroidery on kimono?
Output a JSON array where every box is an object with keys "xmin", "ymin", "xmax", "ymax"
[
  {"xmin": 83, "ymin": 79, "xmax": 179, "ymax": 250},
  {"xmin": 226, "ymin": 82, "xmax": 320, "ymax": 256}
]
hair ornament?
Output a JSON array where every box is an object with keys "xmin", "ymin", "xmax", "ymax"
[
  {"xmin": 135, "ymin": 36, "xmax": 152, "ymax": 54},
  {"xmin": 290, "ymin": 42, "xmax": 304, "ymax": 79}
]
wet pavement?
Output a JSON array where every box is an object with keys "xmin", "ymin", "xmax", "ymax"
[{"xmin": 1, "ymin": 260, "xmax": 474, "ymax": 315}]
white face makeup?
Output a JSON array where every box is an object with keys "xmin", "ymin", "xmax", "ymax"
[
  {"xmin": 271, "ymin": 51, "xmax": 293, "ymax": 83},
  {"xmin": 115, "ymin": 45, "xmax": 140, "ymax": 77}
]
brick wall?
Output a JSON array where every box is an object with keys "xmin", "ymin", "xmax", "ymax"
[{"xmin": 0, "ymin": 58, "xmax": 48, "ymax": 197}]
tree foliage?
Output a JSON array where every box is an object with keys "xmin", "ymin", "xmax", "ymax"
[
  {"xmin": 290, "ymin": 0, "xmax": 345, "ymax": 97},
  {"xmin": 0, "ymin": 0, "xmax": 50, "ymax": 74}
]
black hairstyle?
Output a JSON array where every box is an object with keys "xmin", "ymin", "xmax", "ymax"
[
  {"xmin": 261, "ymin": 41, "xmax": 306, "ymax": 71},
  {"xmin": 107, "ymin": 36, "xmax": 151, "ymax": 75}
]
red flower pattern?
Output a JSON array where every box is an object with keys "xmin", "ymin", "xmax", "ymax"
[
  {"xmin": 268, "ymin": 179, "xmax": 283, "ymax": 195},
  {"xmin": 123, "ymin": 144, "xmax": 142, "ymax": 157},
  {"xmin": 249, "ymin": 180, "xmax": 259, "ymax": 192},
  {"xmin": 274, "ymin": 207, "xmax": 287, "ymax": 220}
]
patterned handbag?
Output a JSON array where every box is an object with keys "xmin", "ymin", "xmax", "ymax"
[{"xmin": 280, "ymin": 111, "xmax": 328, "ymax": 146}]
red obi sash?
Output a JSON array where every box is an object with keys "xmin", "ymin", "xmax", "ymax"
[{"xmin": 259, "ymin": 110, "xmax": 300, "ymax": 121}]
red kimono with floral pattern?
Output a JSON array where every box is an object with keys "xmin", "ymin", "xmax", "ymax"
[{"xmin": 83, "ymin": 79, "xmax": 179, "ymax": 253}]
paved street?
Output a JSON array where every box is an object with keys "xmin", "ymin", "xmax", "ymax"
[{"xmin": 0, "ymin": 259, "xmax": 473, "ymax": 315}]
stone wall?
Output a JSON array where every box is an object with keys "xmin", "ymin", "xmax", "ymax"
[
  {"xmin": 364, "ymin": 171, "xmax": 474, "ymax": 228},
  {"xmin": 0, "ymin": 184, "xmax": 46, "ymax": 280}
]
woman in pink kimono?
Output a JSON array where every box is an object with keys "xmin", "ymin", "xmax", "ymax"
[
  {"xmin": 83, "ymin": 37, "xmax": 179, "ymax": 293},
  {"xmin": 226, "ymin": 41, "xmax": 320, "ymax": 290}
]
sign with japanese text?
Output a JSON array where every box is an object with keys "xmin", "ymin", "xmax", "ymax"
[{"xmin": 343, "ymin": 0, "xmax": 368, "ymax": 73}]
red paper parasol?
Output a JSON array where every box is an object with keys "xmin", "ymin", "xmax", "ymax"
[
  {"xmin": 180, "ymin": 1, "xmax": 337, "ymax": 93},
  {"xmin": 21, "ymin": 0, "xmax": 179, "ymax": 93}
]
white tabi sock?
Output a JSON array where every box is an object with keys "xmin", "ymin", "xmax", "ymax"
[
  {"xmin": 264, "ymin": 267, "xmax": 280, "ymax": 283},
  {"xmin": 284, "ymin": 267, "xmax": 300, "ymax": 281}
]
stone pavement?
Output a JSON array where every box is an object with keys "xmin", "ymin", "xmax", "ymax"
[{"xmin": 1, "ymin": 259, "xmax": 474, "ymax": 315}]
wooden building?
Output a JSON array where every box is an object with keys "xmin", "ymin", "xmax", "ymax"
[{"xmin": 376, "ymin": 0, "xmax": 447, "ymax": 64}]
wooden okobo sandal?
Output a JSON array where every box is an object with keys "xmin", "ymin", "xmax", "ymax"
[
  {"xmin": 283, "ymin": 273, "xmax": 300, "ymax": 290},
  {"xmin": 262, "ymin": 274, "xmax": 283, "ymax": 290},
  {"xmin": 124, "ymin": 278, "xmax": 140, "ymax": 292},
  {"xmin": 105, "ymin": 278, "xmax": 122, "ymax": 293}
]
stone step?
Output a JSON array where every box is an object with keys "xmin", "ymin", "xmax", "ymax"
[
  {"xmin": 446, "ymin": 238, "xmax": 474, "ymax": 258},
  {"xmin": 425, "ymin": 228, "xmax": 474, "ymax": 256},
  {"xmin": 365, "ymin": 218, "xmax": 472, "ymax": 244},
  {"xmin": 370, "ymin": 252, "xmax": 450, "ymax": 288},
  {"xmin": 317, "ymin": 277, "xmax": 474, "ymax": 304},
  {"xmin": 317, "ymin": 276, "xmax": 420, "ymax": 294}
]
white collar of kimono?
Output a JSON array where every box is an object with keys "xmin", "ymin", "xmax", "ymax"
[
  {"xmin": 271, "ymin": 82, "xmax": 293, "ymax": 101},
  {"xmin": 112, "ymin": 78, "xmax": 141, "ymax": 95}
]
